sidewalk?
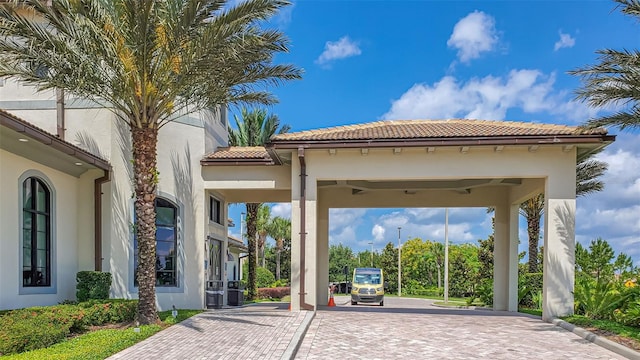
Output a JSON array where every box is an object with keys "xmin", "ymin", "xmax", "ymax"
[{"xmin": 107, "ymin": 303, "xmax": 314, "ymax": 360}]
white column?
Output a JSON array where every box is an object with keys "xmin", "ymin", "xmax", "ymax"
[
  {"xmin": 542, "ymin": 175, "xmax": 576, "ymax": 320},
  {"xmin": 494, "ymin": 197, "xmax": 519, "ymax": 312},
  {"xmin": 316, "ymin": 201, "xmax": 329, "ymax": 306},
  {"xmin": 290, "ymin": 159, "xmax": 301, "ymax": 311}
]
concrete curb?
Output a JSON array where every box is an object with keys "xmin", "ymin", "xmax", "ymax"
[
  {"xmin": 550, "ymin": 318, "xmax": 640, "ymax": 360},
  {"xmin": 282, "ymin": 311, "xmax": 315, "ymax": 360}
]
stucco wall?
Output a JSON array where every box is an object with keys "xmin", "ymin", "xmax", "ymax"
[
  {"xmin": 1, "ymin": 81, "xmax": 215, "ymax": 311},
  {"xmin": 0, "ymin": 150, "xmax": 96, "ymax": 310}
]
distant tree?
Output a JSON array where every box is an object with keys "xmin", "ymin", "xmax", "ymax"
[
  {"xmin": 329, "ymin": 244, "xmax": 357, "ymax": 283},
  {"xmin": 380, "ymin": 242, "xmax": 399, "ymax": 293},
  {"xmin": 570, "ymin": 0, "xmax": 640, "ymax": 132},
  {"xmin": 576, "ymin": 238, "xmax": 615, "ymax": 284},
  {"xmin": 266, "ymin": 216, "xmax": 290, "ymax": 281}
]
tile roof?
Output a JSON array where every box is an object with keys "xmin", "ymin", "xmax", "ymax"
[
  {"xmin": 204, "ymin": 146, "xmax": 271, "ymax": 160},
  {"xmin": 270, "ymin": 119, "xmax": 607, "ymax": 142}
]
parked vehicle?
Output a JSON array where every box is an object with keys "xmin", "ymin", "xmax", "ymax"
[{"xmin": 350, "ymin": 267, "xmax": 385, "ymax": 306}]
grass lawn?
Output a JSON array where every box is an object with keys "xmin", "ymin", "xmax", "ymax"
[
  {"xmin": 2, "ymin": 309, "xmax": 201, "ymax": 360},
  {"xmin": 560, "ymin": 315, "xmax": 640, "ymax": 351}
]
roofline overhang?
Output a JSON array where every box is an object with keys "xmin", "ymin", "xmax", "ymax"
[
  {"xmin": 200, "ymin": 158, "xmax": 276, "ymax": 166},
  {"xmin": 267, "ymin": 134, "xmax": 616, "ymax": 150},
  {"xmin": 1, "ymin": 110, "xmax": 111, "ymax": 171}
]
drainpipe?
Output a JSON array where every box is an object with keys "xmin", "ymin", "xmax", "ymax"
[
  {"xmin": 94, "ymin": 168, "xmax": 111, "ymax": 271},
  {"xmin": 56, "ymin": 88, "xmax": 65, "ymax": 139},
  {"xmin": 298, "ymin": 147, "xmax": 314, "ymax": 310}
]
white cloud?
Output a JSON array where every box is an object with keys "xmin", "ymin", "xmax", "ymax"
[
  {"xmin": 329, "ymin": 208, "xmax": 366, "ymax": 232},
  {"xmin": 447, "ymin": 11, "xmax": 499, "ymax": 63},
  {"xmin": 270, "ymin": 203, "xmax": 292, "ymax": 219},
  {"xmin": 554, "ymin": 31, "xmax": 575, "ymax": 51},
  {"xmin": 382, "ymin": 69, "xmax": 597, "ymax": 122},
  {"xmin": 371, "ymin": 224, "xmax": 385, "ymax": 241},
  {"xmin": 315, "ymin": 36, "xmax": 361, "ymax": 66}
]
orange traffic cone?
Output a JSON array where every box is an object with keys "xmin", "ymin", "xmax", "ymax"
[
  {"xmin": 328, "ymin": 289, "xmax": 336, "ymax": 307},
  {"xmin": 288, "ymin": 302, "xmax": 291, "ymax": 311}
]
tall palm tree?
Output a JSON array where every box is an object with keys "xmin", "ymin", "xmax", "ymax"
[
  {"xmin": 0, "ymin": 0, "xmax": 301, "ymax": 324},
  {"xmin": 489, "ymin": 151, "xmax": 608, "ymax": 273},
  {"xmin": 257, "ymin": 203, "xmax": 271, "ymax": 268},
  {"xmin": 267, "ymin": 216, "xmax": 290, "ymax": 281},
  {"xmin": 521, "ymin": 152, "xmax": 608, "ymax": 273},
  {"xmin": 228, "ymin": 108, "xmax": 289, "ymax": 299},
  {"xmin": 570, "ymin": 1, "xmax": 640, "ymax": 131}
]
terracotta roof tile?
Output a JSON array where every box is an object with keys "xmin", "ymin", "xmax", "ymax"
[
  {"xmin": 205, "ymin": 146, "xmax": 270, "ymax": 160},
  {"xmin": 271, "ymin": 119, "xmax": 607, "ymax": 142}
]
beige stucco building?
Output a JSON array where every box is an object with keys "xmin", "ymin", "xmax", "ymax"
[{"xmin": 1, "ymin": 77, "xmax": 614, "ymax": 320}]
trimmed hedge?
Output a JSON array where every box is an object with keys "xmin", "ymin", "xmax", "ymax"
[
  {"xmin": 0, "ymin": 300, "xmax": 137, "ymax": 356},
  {"xmin": 76, "ymin": 271, "xmax": 112, "ymax": 302},
  {"xmin": 257, "ymin": 287, "xmax": 290, "ymax": 300}
]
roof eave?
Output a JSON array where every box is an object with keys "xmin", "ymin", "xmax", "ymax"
[
  {"xmin": 0, "ymin": 110, "xmax": 111, "ymax": 171},
  {"xmin": 200, "ymin": 158, "xmax": 275, "ymax": 166},
  {"xmin": 267, "ymin": 135, "xmax": 616, "ymax": 150}
]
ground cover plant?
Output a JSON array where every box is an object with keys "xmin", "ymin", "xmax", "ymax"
[{"xmin": 0, "ymin": 302, "xmax": 200, "ymax": 360}]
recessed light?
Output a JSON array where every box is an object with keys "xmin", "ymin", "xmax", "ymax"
[
  {"xmin": 75, "ymin": 162, "xmax": 83, "ymax": 166},
  {"xmin": 18, "ymin": 138, "xmax": 29, "ymax": 142}
]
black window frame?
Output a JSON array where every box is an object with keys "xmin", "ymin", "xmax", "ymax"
[
  {"xmin": 134, "ymin": 197, "xmax": 178, "ymax": 287},
  {"xmin": 210, "ymin": 196, "xmax": 222, "ymax": 225},
  {"xmin": 22, "ymin": 177, "xmax": 51, "ymax": 287}
]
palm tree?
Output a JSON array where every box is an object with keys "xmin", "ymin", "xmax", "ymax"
[
  {"xmin": 521, "ymin": 152, "xmax": 608, "ymax": 273},
  {"xmin": 257, "ymin": 204, "xmax": 271, "ymax": 268},
  {"xmin": 489, "ymin": 152, "xmax": 607, "ymax": 273},
  {"xmin": 570, "ymin": 0, "xmax": 640, "ymax": 131},
  {"xmin": 266, "ymin": 216, "xmax": 290, "ymax": 281},
  {"xmin": 228, "ymin": 108, "xmax": 289, "ymax": 299},
  {"xmin": 0, "ymin": 0, "xmax": 301, "ymax": 324}
]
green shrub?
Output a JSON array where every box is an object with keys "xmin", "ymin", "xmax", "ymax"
[
  {"xmin": 79, "ymin": 299, "xmax": 137, "ymax": 325},
  {"xmin": 256, "ymin": 267, "xmax": 275, "ymax": 288},
  {"xmin": 270, "ymin": 279, "xmax": 288, "ymax": 288},
  {"xmin": 76, "ymin": 271, "xmax": 112, "ymax": 302},
  {"xmin": 257, "ymin": 287, "xmax": 290, "ymax": 299},
  {"xmin": 0, "ymin": 300, "xmax": 137, "ymax": 356}
]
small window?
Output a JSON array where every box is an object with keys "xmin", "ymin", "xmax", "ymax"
[
  {"xmin": 22, "ymin": 177, "xmax": 51, "ymax": 287},
  {"xmin": 210, "ymin": 196, "xmax": 222, "ymax": 224}
]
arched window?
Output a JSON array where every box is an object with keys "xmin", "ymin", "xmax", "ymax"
[
  {"xmin": 22, "ymin": 177, "xmax": 51, "ymax": 287},
  {"xmin": 134, "ymin": 197, "xmax": 178, "ymax": 287}
]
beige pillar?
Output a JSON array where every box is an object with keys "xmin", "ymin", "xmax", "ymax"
[
  {"xmin": 289, "ymin": 156, "xmax": 318, "ymax": 311},
  {"xmin": 290, "ymin": 159, "xmax": 301, "ymax": 311},
  {"xmin": 542, "ymin": 174, "xmax": 576, "ymax": 320},
  {"xmin": 493, "ymin": 200, "xmax": 519, "ymax": 311},
  {"xmin": 316, "ymin": 201, "xmax": 329, "ymax": 306}
]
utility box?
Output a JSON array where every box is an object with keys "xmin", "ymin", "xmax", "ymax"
[
  {"xmin": 206, "ymin": 280, "xmax": 224, "ymax": 309},
  {"xmin": 227, "ymin": 280, "xmax": 244, "ymax": 306}
]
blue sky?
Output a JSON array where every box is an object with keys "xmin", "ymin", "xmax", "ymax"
[{"xmin": 227, "ymin": 0, "xmax": 640, "ymax": 264}]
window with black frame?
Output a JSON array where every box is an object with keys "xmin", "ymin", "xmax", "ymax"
[
  {"xmin": 134, "ymin": 197, "xmax": 178, "ymax": 287},
  {"xmin": 22, "ymin": 177, "xmax": 51, "ymax": 287}
]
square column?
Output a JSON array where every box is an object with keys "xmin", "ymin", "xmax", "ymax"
[
  {"xmin": 316, "ymin": 202, "xmax": 329, "ymax": 306},
  {"xmin": 542, "ymin": 174, "xmax": 576, "ymax": 320},
  {"xmin": 289, "ymin": 156, "xmax": 318, "ymax": 311},
  {"xmin": 494, "ymin": 201, "xmax": 519, "ymax": 311}
]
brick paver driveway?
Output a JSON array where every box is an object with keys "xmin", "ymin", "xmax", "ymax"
[{"xmin": 296, "ymin": 296, "xmax": 626, "ymax": 359}]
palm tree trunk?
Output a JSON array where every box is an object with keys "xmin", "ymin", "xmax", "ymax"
[
  {"xmin": 526, "ymin": 207, "xmax": 541, "ymax": 274},
  {"xmin": 132, "ymin": 126, "xmax": 159, "ymax": 325},
  {"xmin": 246, "ymin": 203, "xmax": 259, "ymax": 300},
  {"xmin": 276, "ymin": 248, "xmax": 281, "ymax": 281}
]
